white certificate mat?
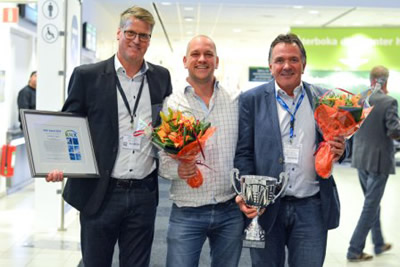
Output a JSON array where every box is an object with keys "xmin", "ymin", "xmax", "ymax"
[{"xmin": 20, "ymin": 109, "xmax": 100, "ymax": 178}]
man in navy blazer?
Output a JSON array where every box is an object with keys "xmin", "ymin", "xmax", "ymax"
[
  {"xmin": 47, "ymin": 6, "xmax": 172, "ymax": 267},
  {"xmin": 234, "ymin": 33, "xmax": 345, "ymax": 267}
]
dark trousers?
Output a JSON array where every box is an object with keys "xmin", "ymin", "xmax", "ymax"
[{"xmin": 80, "ymin": 172, "xmax": 157, "ymax": 267}]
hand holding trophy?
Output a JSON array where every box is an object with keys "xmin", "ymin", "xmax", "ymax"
[{"xmin": 231, "ymin": 168, "xmax": 287, "ymax": 248}]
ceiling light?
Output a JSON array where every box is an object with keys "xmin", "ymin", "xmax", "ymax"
[
  {"xmin": 186, "ymin": 31, "xmax": 193, "ymax": 35},
  {"xmin": 233, "ymin": 28, "xmax": 242, "ymax": 33},
  {"xmin": 309, "ymin": 10, "xmax": 320, "ymax": 15},
  {"xmin": 293, "ymin": 5, "xmax": 303, "ymax": 9},
  {"xmin": 184, "ymin": 16, "xmax": 194, "ymax": 22},
  {"xmin": 184, "ymin": 7, "xmax": 194, "ymax": 11},
  {"xmin": 294, "ymin": 20, "xmax": 304, "ymax": 25},
  {"xmin": 161, "ymin": 2, "xmax": 171, "ymax": 5}
]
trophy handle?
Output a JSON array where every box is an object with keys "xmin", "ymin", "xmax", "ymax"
[
  {"xmin": 272, "ymin": 172, "xmax": 288, "ymax": 202},
  {"xmin": 230, "ymin": 168, "xmax": 241, "ymax": 195}
]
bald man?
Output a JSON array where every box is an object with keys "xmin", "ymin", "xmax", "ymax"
[{"xmin": 158, "ymin": 35, "xmax": 244, "ymax": 267}]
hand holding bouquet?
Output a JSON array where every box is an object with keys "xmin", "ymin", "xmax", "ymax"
[
  {"xmin": 314, "ymin": 88, "xmax": 374, "ymax": 178},
  {"xmin": 152, "ymin": 108, "xmax": 215, "ymax": 188}
]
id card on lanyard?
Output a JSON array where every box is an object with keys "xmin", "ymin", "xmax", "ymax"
[
  {"xmin": 117, "ymin": 74, "xmax": 146, "ymax": 151},
  {"xmin": 276, "ymin": 88, "xmax": 305, "ymax": 164}
]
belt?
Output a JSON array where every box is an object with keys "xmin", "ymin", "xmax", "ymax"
[
  {"xmin": 281, "ymin": 192, "xmax": 320, "ymax": 202},
  {"xmin": 111, "ymin": 170, "xmax": 157, "ymax": 190},
  {"xmin": 111, "ymin": 178, "xmax": 145, "ymax": 189}
]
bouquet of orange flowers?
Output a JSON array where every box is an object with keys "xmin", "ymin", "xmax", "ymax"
[
  {"xmin": 152, "ymin": 108, "xmax": 215, "ymax": 188},
  {"xmin": 314, "ymin": 88, "xmax": 374, "ymax": 178}
]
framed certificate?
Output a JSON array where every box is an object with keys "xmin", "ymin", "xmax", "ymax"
[{"xmin": 20, "ymin": 109, "xmax": 100, "ymax": 178}]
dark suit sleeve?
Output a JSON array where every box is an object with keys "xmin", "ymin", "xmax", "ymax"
[
  {"xmin": 62, "ymin": 68, "xmax": 87, "ymax": 115},
  {"xmin": 385, "ymin": 99, "xmax": 400, "ymax": 139},
  {"xmin": 234, "ymin": 93, "xmax": 255, "ymax": 175},
  {"xmin": 17, "ymin": 89, "xmax": 30, "ymax": 110}
]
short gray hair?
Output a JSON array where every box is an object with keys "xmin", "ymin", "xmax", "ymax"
[{"xmin": 370, "ymin": 65, "xmax": 389, "ymax": 84}]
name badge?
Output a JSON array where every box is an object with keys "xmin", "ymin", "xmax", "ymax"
[
  {"xmin": 121, "ymin": 135, "xmax": 141, "ymax": 151},
  {"xmin": 283, "ymin": 142, "xmax": 301, "ymax": 164}
]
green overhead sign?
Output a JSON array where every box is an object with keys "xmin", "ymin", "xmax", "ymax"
[{"xmin": 291, "ymin": 27, "xmax": 400, "ymax": 71}]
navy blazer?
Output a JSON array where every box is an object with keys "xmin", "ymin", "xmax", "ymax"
[
  {"xmin": 234, "ymin": 80, "xmax": 340, "ymax": 233},
  {"xmin": 62, "ymin": 56, "xmax": 172, "ymax": 216}
]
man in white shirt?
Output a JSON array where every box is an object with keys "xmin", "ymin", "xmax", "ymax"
[
  {"xmin": 46, "ymin": 6, "xmax": 172, "ymax": 267},
  {"xmin": 234, "ymin": 33, "xmax": 346, "ymax": 267}
]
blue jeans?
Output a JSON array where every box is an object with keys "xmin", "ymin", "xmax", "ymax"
[
  {"xmin": 251, "ymin": 194, "xmax": 327, "ymax": 267},
  {"xmin": 166, "ymin": 199, "xmax": 244, "ymax": 267},
  {"xmin": 347, "ymin": 170, "xmax": 389, "ymax": 257},
  {"xmin": 80, "ymin": 176, "xmax": 157, "ymax": 267}
]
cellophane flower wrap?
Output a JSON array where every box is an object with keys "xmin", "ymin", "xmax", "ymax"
[
  {"xmin": 152, "ymin": 108, "xmax": 215, "ymax": 188},
  {"xmin": 313, "ymin": 87, "xmax": 375, "ymax": 178}
]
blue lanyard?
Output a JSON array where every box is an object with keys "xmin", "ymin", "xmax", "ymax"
[{"xmin": 276, "ymin": 89, "xmax": 305, "ymax": 139}]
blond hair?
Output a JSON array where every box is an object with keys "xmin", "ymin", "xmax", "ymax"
[{"xmin": 120, "ymin": 6, "xmax": 155, "ymax": 31}]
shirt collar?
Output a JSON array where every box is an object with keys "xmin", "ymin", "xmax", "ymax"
[
  {"xmin": 275, "ymin": 81, "xmax": 303, "ymax": 98},
  {"xmin": 184, "ymin": 79, "xmax": 220, "ymax": 94},
  {"xmin": 114, "ymin": 54, "xmax": 148, "ymax": 78}
]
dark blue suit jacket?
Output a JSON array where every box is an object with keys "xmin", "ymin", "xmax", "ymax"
[
  {"xmin": 62, "ymin": 56, "xmax": 172, "ymax": 216},
  {"xmin": 234, "ymin": 80, "xmax": 340, "ymax": 233}
]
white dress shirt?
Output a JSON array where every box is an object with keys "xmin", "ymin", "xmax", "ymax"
[
  {"xmin": 111, "ymin": 56, "xmax": 156, "ymax": 179},
  {"xmin": 275, "ymin": 81, "xmax": 319, "ymax": 198}
]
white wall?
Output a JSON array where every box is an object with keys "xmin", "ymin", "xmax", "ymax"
[{"xmin": 0, "ymin": 3, "xmax": 36, "ymax": 195}]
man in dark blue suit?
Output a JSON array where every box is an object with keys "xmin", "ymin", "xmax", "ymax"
[
  {"xmin": 46, "ymin": 6, "xmax": 172, "ymax": 267},
  {"xmin": 234, "ymin": 33, "xmax": 345, "ymax": 267}
]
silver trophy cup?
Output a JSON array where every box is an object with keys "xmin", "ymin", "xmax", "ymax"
[{"xmin": 231, "ymin": 168, "xmax": 287, "ymax": 248}]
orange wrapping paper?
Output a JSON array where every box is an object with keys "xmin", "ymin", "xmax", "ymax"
[
  {"xmin": 314, "ymin": 104, "xmax": 372, "ymax": 178},
  {"xmin": 170, "ymin": 127, "xmax": 216, "ymax": 188}
]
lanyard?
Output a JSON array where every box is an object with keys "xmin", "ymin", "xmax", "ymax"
[
  {"xmin": 276, "ymin": 89, "xmax": 305, "ymax": 140},
  {"xmin": 116, "ymin": 74, "xmax": 145, "ymax": 129}
]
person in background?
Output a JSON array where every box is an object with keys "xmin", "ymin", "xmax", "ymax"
[
  {"xmin": 17, "ymin": 71, "xmax": 37, "ymax": 128},
  {"xmin": 347, "ymin": 65, "xmax": 400, "ymax": 262},
  {"xmin": 234, "ymin": 33, "xmax": 346, "ymax": 267},
  {"xmin": 158, "ymin": 35, "xmax": 243, "ymax": 267},
  {"xmin": 46, "ymin": 6, "xmax": 172, "ymax": 267}
]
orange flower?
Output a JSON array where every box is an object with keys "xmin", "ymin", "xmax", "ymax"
[
  {"xmin": 157, "ymin": 129, "xmax": 168, "ymax": 142},
  {"xmin": 152, "ymin": 108, "xmax": 215, "ymax": 188}
]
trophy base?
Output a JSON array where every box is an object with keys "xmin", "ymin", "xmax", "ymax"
[{"xmin": 243, "ymin": 239, "xmax": 265, "ymax": 249}]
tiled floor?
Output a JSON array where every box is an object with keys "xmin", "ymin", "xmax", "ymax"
[{"xmin": 0, "ymin": 164, "xmax": 399, "ymax": 267}]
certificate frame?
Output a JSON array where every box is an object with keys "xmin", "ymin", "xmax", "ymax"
[{"xmin": 20, "ymin": 109, "xmax": 100, "ymax": 178}]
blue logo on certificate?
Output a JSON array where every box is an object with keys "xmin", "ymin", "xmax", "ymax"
[{"xmin": 65, "ymin": 130, "xmax": 81, "ymax": 161}]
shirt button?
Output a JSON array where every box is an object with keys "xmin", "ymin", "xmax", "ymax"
[
  {"xmin": 129, "ymin": 169, "xmax": 133, "ymax": 172},
  {"xmin": 292, "ymin": 168, "xmax": 295, "ymax": 171},
  {"xmin": 279, "ymin": 157, "xmax": 284, "ymax": 164}
]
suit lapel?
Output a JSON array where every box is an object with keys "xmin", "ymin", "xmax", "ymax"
[
  {"xmin": 264, "ymin": 82, "xmax": 283, "ymax": 154},
  {"xmin": 303, "ymin": 82, "xmax": 323, "ymax": 145},
  {"xmin": 102, "ymin": 56, "xmax": 118, "ymax": 134},
  {"xmin": 146, "ymin": 63, "xmax": 160, "ymax": 105}
]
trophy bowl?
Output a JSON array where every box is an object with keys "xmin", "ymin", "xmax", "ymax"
[{"xmin": 231, "ymin": 168, "xmax": 287, "ymax": 248}]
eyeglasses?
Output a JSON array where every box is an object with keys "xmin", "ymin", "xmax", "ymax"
[{"xmin": 123, "ymin": 30, "xmax": 151, "ymax": 42}]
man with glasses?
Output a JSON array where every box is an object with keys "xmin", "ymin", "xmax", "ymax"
[{"xmin": 46, "ymin": 6, "xmax": 172, "ymax": 267}]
